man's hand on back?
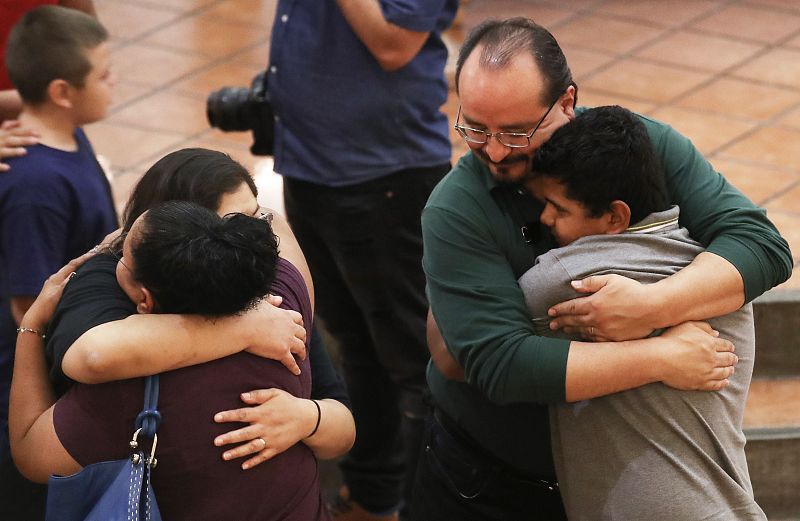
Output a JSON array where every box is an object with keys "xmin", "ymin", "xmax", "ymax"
[
  {"xmin": 548, "ymin": 274, "xmax": 657, "ymax": 341},
  {"xmin": 655, "ymin": 321, "xmax": 737, "ymax": 391}
]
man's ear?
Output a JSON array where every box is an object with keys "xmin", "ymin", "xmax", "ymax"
[
  {"xmin": 46, "ymin": 79, "xmax": 74, "ymax": 109},
  {"xmin": 560, "ymin": 83, "xmax": 577, "ymax": 120},
  {"xmin": 136, "ymin": 287, "xmax": 156, "ymax": 315},
  {"xmin": 606, "ymin": 200, "xmax": 631, "ymax": 234}
]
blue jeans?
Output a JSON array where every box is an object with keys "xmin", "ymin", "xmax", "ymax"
[
  {"xmin": 412, "ymin": 410, "xmax": 567, "ymax": 521},
  {"xmin": 283, "ymin": 164, "xmax": 448, "ymax": 515}
]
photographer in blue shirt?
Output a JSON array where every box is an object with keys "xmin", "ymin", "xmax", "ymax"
[{"xmin": 267, "ymin": 1, "xmax": 458, "ymax": 519}]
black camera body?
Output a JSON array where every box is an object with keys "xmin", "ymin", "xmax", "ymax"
[{"xmin": 206, "ymin": 71, "xmax": 275, "ymax": 156}]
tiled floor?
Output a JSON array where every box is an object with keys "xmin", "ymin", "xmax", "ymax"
[{"xmin": 91, "ymin": 0, "xmax": 800, "ymax": 289}]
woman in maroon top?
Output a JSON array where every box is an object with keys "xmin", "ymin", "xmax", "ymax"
[
  {"xmin": 12, "ymin": 201, "xmax": 330, "ymax": 520},
  {"xmin": 9, "ymin": 149, "xmax": 355, "ymax": 520}
]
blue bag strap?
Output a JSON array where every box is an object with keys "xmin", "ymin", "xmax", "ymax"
[{"xmin": 135, "ymin": 375, "xmax": 161, "ymax": 438}]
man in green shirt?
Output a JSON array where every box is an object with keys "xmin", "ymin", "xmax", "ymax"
[{"xmin": 414, "ymin": 17, "xmax": 793, "ymax": 521}]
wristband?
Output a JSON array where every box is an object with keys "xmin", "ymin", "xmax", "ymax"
[
  {"xmin": 307, "ymin": 399, "xmax": 321, "ymax": 438},
  {"xmin": 17, "ymin": 326, "xmax": 46, "ymax": 339}
]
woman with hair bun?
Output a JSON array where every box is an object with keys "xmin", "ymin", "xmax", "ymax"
[{"xmin": 9, "ymin": 149, "xmax": 355, "ymax": 520}]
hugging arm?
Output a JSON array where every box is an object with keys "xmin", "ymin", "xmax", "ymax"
[
  {"xmin": 548, "ymin": 120, "xmax": 793, "ymax": 340},
  {"xmin": 9, "ymin": 256, "xmax": 91, "ymax": 482},
  {"xmin": 52, "ymin": 257, "xmax": 306, "ymax": 384},
  {"xmin": 214, "ymin": 319, "xmax": 355, "ymax": 465},
  {"xmin": 423, "ymin": 197, "xmax": 735, "ymax": 404}
]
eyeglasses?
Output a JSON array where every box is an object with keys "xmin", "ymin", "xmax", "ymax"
[
  {"xmin": 454, "ymin": 96, "xmax": 560, "ymax": 149},
  {"xmin": 108, "ymin": 232, "xmax": 131, "ymax": 272}
]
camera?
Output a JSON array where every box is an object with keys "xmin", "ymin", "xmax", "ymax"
[{"xmin": 206, "ymin": 71, "xmax": 275, "ymax": 156}]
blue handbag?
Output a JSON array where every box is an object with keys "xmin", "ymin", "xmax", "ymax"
[{"xmin": 45, "ymin": 375, "xmax": 163, "ymax": 521}]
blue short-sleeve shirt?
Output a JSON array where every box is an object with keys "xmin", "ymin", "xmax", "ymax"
[
  {"xmin": 0, "ymin": 128, "xmax": 117, "ymax": 465},
  {"xmin": 269, "ymin": 0, "xmax": 457, "ymax": 187}
]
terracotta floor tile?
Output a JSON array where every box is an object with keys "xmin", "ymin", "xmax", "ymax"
[
  {"xmin": 674, "ymin": 77, "xmax": 800, "ymax": 122},
  {"xmin": 690, "ymin": 3, "xmax": 800, "ymax": 44},
  {"xmin": 142, "ymin": 12, "xmax": 267, "ymax": 59},
  {"xmin": 731, "ymin": 48, "xmax": 800, "ymax": 89},
  {"xmin": 760, "ymin": 210, "xmax": 800, "ymax": 261},
  {"xmin": 775, "ymin": 105, "xmax": 800, "ymax": 130},
  {"xmin": 576, "ymin": 88, "xmax": 657, "ymax": 115},
  {"xmin": 648, "ymin": 107, "xmax": 756, "ymax": 154},
  {"xmin": 581, "ymin": 58, "xmax": 710, "ymax": 104},
  {"xmin": 106, "ymin": 91, "xmax": 210, "ymax": 135},
  {"xmin": 179, "ymin": 133, "xmax": 262, "ymax": 173},
  {"xmin": 84, "ymin": 121, "xmax": 188, "ymax": 171},
  {"xmin": 204, "ymin": 127, "xmax": 261, "ymax": 149},
  {"xmin": 132, "ymin": 0, "xmax": 219, "ymax": 13},
  {"xmin": 746, "ymin": 0, "xmax": 800, "ymax": 14},
  {"xmin": 109, "ymin": 81, "xmax": 155, "ymax": 112},
  {"xmin": 111, "ymin": 42, "xmax": 213, "ymax": 87},
  {"xmin": 595, "ymin": 0, "xmax": 724, "ymax": 27},
  {"xmin": 744, "ymin": 378, "xmax": 800, "ymax": 429},
  {"xmin": 565, "ymin": 48, "xmax": 616, "ymax": 81},
  {"xmin": 708, "ymin": 158, "xmax": 798, "ymax": 206},
  {"xmin": 785, "ymin": 33, "xmax": 800, "ymax": 50},
  {"xmin": 764, "ymin": 182, "xmax": 800, "ymax": 214},
  {"xmin": 201, "ymin": 0, "xmax": 278, "ymax": 28},
  {"xmin": 461, "ymin": 1, "xmax": 576, "ymax": 32},
  {"xmin": 719, "ymin": 125, "xmax": 800, "ymax": 172},
  {"xmin": 231, "ymin": 42, "xmax": 271, "ymax": 68},
  {"xmin": 96, "ymin": 1, "xmax": 180, "ymax": 41},
  {"xmin": 552, "ymin": 14, "xmax": 666, "ymax": 55},
  {"xmin": 109, "ymin": 169, "xmax": 146, "ymax": 214},
  {"xmin": 169, "ymin": 61, "xmax": 265, "ymax": 100},
  {"xmin": 634, "ymin": 31, "xmax": 762, "ymax": 73}
]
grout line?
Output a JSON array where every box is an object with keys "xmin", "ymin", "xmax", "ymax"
[
  {"xmin": 106, "ymin": 37, "xmax": 269, "ymax": 117},
  {"xmin": 705, "ymin": 100, "xmax": 800, "ymax": 158},
  {"xmin": 760, "ymin": 178, "xmax": 800, "ymax": 207},
  {"xmin": 567, "ymin": 0, "xmax": 739, "ymax": 89}
]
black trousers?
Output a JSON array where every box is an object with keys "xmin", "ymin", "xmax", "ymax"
[
  {"xmin": 412, "ymin": 409, "xmax": 567, "ymax": 521},
  {"xmin": 283, "ymin": 164, "xmax": 448, "ymax": 515}
]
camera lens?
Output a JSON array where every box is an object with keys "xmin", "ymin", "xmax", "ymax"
[{"xmin": 206, "ymin": 87, "xmax": 254, "ymax": 132}]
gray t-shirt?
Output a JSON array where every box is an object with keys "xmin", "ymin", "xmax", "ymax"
[{"xmin": 518, "ymin": 206, "xmax": 765, "ymax": 520}]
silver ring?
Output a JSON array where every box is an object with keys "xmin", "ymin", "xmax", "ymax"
[
  {"xmin": 589, "ymin": 326, "xmax": 595, "ymax": 336},
  {"xmin": 257, "ymin": 437, "xmax": 266, "ymax": 448}
]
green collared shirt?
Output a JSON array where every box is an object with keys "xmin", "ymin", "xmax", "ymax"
[{"xmin": 421, "ymin": 109, "xmax": 793, "ymax": 476}]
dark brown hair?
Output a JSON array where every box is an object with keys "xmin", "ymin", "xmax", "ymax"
[{"xmin": 6, "ymin": 5, "xmax": 108, "ymax": 104}]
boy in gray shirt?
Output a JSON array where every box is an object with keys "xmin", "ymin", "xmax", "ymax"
[{"xmin": 518, "ymin": 106, "xmax": 764, "ymax": 520}]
